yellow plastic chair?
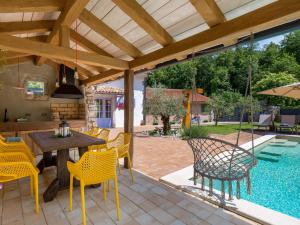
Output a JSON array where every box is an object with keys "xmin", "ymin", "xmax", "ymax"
[
  {"xmin": 67, "ymin": 149, "xmax": 120, "ymax": 225},
  {"xmin": 0, "ymin": 138, "xmax": 35, "ymax": 163},
  {"xmin": 0, "ymin": 152, "xmax": 39, "ymax": 213},
  {"xmin": 90, "ymin": 132, "xmax": 134, "ymax": 183},
  {"xmin": 83, "ymin": 127, "xmax": 101, "ymax": 137},
  {"xmin": 96, "ymin": 128, "xmax": 110, "ymax": 142},
  {"xmin": 88, "ymin": 128, "xmax": 110, "ymax": 151}
]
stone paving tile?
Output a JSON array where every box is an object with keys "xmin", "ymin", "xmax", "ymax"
[
  {"xmin": 0, "ymin": 166, "xmax": 258, "ymax": 225},
  {"xmin": 109, "ymin": 126, "xmax": 263, "ymax": 180}
]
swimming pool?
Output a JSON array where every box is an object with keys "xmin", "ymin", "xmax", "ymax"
[{"xmin": 200, "ymin": 138, "xmax": 300, "ymax": 219}]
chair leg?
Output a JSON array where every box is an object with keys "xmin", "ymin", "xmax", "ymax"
[
  {"xmin": 80, "ymin": 181, "xmax": 86, "ymax": 225},
  {"xmin": 107, "ymin": 179, "xmax": 110, "ymax": 192},
  {"xmin": 103, "ymin": 181, "xmax": 106, "ymax": 204},
  {"xmin": 117, "ymin": 159, "xmax": 121, "ymax": 175},
  {"xmin": 126, "ymin": 154, "xmax": 134, "ymax": 183},
  {"xmin": 30, "ymin": 176, "xmax": 33, "ymax": 196},
  {"xmin": 113, "ymin": 176, "xmax": 120, "ymax": 221},
  {"xmin": 34, "ymin": 175, "xmax": 39, "ymax": 213},
  {"xmin": 70, "ymin": 175, "xmax": 73, "ymax": 211}
]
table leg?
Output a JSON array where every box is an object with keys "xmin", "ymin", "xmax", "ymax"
[
  {"xmin": 37, "ymin": 152, "xmax": 55, "ymax": 174},
  {"xmin": 43, "ymin": 149, "xmax": 70, "ymax": 202}
]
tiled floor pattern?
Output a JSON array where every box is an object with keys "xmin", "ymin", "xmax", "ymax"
[{"xmin": 0, "ymin": 167, "xmax": 258, "ymax": 225}]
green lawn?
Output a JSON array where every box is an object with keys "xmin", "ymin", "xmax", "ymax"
[{"xmin": 201, "ymin": 123, "xmax": 253, "ymax": 135}]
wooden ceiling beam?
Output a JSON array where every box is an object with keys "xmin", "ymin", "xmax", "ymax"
[
  {"xmin": 189, "ymin": 0, "xmax": 225, "ymax": 27},
  {"xmin": 59, "ymin": 25, "xmax": 70, "ymax": 48},
  {"xmin": 4, "ymin": 56, "xmax": 35, "ymax": 65},
  {"xmin": 0, "ymin": 0, "xmax": 65, "ymax": 13},
  {"xmin": 0, "ymin": 34, "xmax": 129, "ymax": 70},
  {"xmin": 79, "ymin": 9, "xmax": 143, "ymax": 58},
  {"xmin": 130, "ymin": 0, "xmax": 300, "ymax": 71},
  {"xmin": 36, "ymin": 0, "xmax": 90, "ymax": 65},
  {"xmin": 0, "ymin": 20, "xmax": 54, "ymax": 35},
  {"xmin": 2, "ymin": 51, "xmax": 31, "ymax": 60},
  {"xmin": 70, "ymin": 29, "xmax": 112, "ymax": 57},
  {"xmin": 83, "ymin": 0, "xmax": 300, "ymax": 84},
  {"xmin": 82, "ymin": 69, "xmax": 123, "ymax": 85},
  {"xmin": 112, "ymin": 0, "xmax": 174, "ymax": 46}
]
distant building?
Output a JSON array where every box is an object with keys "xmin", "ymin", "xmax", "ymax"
[{"xmin": 94, "ymin": 73, "xmax": 146, "ymax": 128}]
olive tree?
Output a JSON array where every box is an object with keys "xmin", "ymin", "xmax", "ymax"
[
  {"xmin": 144, "ymin": 88, "xmax": 185, "ymax": 135},
  {"xmin": 208, "ymin": 91, "xmax": 242, "ymax": 125}
]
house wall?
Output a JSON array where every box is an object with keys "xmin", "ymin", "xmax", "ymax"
[
  {"xmin": 96, "ymin": 73, "xmax": 146, "ymax": 128},
  {"xmin": 0, "ymin": 61, "xmax": 80, "ymax": 122}
]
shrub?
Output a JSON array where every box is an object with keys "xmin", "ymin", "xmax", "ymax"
[{"xmin": 180, "ymin": 126, "xmax": 208, "ymax": 139}]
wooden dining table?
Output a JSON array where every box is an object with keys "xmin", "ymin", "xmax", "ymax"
[{"xmin": 29, "ymin": 130, "xmax": 105, "ymax": 202}]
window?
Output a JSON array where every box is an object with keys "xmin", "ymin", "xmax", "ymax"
[
  {"xmin": 26, "ymin": 81, "xmax": 45, "ymax": 97},
  {"xmin": 96, "ymin": 99, "xmax": 103, "ymax": 118},
  {"xmin": 105, "ymin": 100, "xmax": 112, "ymax": 118},
  {"xmin": 96, "ymin": 99, "xmax": 112, "ymax": 118}
]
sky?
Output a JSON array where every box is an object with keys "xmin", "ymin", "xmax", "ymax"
[{"xmin": 256, "ymin": 34, "xmax": 285, "ymax": 49}]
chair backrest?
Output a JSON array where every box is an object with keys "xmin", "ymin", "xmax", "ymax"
[
  {"xmin": 187, "ymin": 137, "xmax": 255, "ymax": 180},
  {"xmin": 258, "ymin": 114, "xmax": 272, "ymax": 125},
  {"xmin": 107, "ymin": 132, "xmax": 131, "ymax": 148},
  {"xmin": 84, "ymin": 127, "xmax": 101, "ymax": 137},
  {"xmin": 281, "ymin": 115, "xmax": 296, "ymax": 126},
  {"xmin": 97, "ymin": 128, "xmax": 110, "ymax": 143},
  {"xmin": 78, "ymin": 148, "xmax": 117, "ymax": 185}
]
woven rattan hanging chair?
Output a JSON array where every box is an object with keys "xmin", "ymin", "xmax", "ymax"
[
  {"xmin": 187, "ymin": 34, "xmax": 257, "ymax": 200},
  {"xmin": 187, "ymin": 137, "xmax": 257, "ymax": 200}
]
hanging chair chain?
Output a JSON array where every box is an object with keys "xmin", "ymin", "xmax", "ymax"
[{"xmin": 235, "ymin": 33, "xmax": 255, "ymax": 156}]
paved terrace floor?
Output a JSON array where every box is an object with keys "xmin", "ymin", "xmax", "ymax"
[
  {"xmin": 0, "ymin": 167, "xmax": 257, "ymax": 225},
  {"xmin": 110, "ymin": 126, "xmax": 263, "ymax": 179}
]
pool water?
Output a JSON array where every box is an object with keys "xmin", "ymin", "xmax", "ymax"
[{"xmin": 197, "ymin": 139, "xmax": 300, "ymax": 219}]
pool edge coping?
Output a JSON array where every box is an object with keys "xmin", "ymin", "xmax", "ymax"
[{"xmin": 160, "ymin": 134, "xmax": 300, "ymax": 225}]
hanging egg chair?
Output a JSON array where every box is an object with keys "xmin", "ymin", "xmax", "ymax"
[{"xmin": 187, "ymin": 34, "xmax": 257, "ymax": 200}]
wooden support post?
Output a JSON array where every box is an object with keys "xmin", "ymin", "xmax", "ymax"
[
  {"xmin": 59, "ymin": 25, "xmax": 70, "ymax": 48},
  {"xmin": 124, "ymin": 69, "xmax": 134, "ymax": 169}
]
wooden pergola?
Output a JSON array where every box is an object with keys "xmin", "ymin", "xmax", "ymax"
[{"xmin": 0, "ymin": 0, "xmax": 299, "ymax": 167}]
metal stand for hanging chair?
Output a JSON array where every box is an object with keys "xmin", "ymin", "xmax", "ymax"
[
  {"xmin": 187, "ymin": 34, "xmax": 257, "ymax": 200},
  {"xmin": 188, "ymin": 137, "xmax": 257, "ymax": 200}
]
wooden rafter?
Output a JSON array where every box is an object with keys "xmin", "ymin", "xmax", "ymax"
[
  {"xmin": 0, "ymin": 34, "xmax": 129, "ymax": 70},
  {"xmin": 84, "ymin": 0, "xmax": 300, "ymax": 84},
  {"xmin": 51, "ymin": 59, "xmax": 92, "ymax": 79},
  {"xmin": 82, "ymin": 69, "xmax": 123, "ymax": 84},
  {"xmin": 0, "ymin": 20, "xmax": 54, "ymax": 35},
  {"xmin": 130, "ymin": 0, "xmax": 300, "ymax": 70},
  {"xmin": 4, "ymin": 56, "xmax": 35, "ymax": 65},
  {"xmin": 70, "ymin": 29, "xmax": 112, "ymax": 57},
  {"xmin": 80, "ymin": 9, "xmax": 143, "ymax": 58},
  {"xmin": 189, "ymin": 0, "xmax": 225, "ymax": 27},
  {"xmin": 36, "ymin": 0, "xmax": 90, "ymax": 65},
  {"xmin": 58, "ymin": 25, "xmax": 92, "ymax": 79},
  {"xmin": 0, "ymin": 0, "xmax": 64, "ymax": 13},
  {"xmin": 2, "ymin": 51, "xmax": 31, "ymax": 60},
  {"xmin": 112, "ymin": 0, "xmax": 174, "ymax": 46}
]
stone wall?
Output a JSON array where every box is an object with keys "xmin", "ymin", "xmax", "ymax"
[
  {"xmin": 50, "ymin": 103, "xmax": 85, "ymax": 120},
  {"xmin": 84, "ymin": 86, "xmax": 97, "ymax": 129}
]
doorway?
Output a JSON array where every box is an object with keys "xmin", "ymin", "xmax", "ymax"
[{"xmin": 96, "ymin": 98, "xmax": 112, "ymax": 128}]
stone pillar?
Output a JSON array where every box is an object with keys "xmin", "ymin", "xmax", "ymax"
[{"xmin": 84, "ymin": 85, "xmax": 97, "ymax": 129}]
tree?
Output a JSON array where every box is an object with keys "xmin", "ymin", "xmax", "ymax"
[
  {"xmin": 239, "ymin": 96, "xmax": 261, "ymax": 123},
  {"xmin": 253, "ymin": 72, "xmax": 299, "ymax": 107},
  {"xmin": 281, "ymin": 30, "xmax": 300, "ymax": 64},
  {"xmin": 145, "ymin": 61, "xmax": 197, "ymax": 89},
  {"xmin": 144, "ymin": 88, "xmax": 185, "ymax": 135},
  {"xmin": 207, "ymin": 91, "xmax": 242, "ymax": 125}
]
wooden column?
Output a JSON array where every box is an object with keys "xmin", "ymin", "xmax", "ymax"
[
  {"xmin": 124, "ymin": 69, "xmax": 134, "ymax": 168},
  {"xmin": 59, "ymin": 25, "xmax": 70, "ymax": 48}
]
